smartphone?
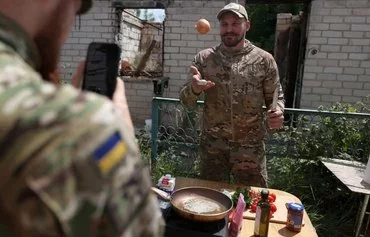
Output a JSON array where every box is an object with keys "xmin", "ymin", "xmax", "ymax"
[{"xmin": 82, "ymin": 42, "xmax": 121, "ymax": 99}]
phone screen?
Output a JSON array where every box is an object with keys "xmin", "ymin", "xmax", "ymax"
[{"xmin": 82, "ymin": 42, "xmax": 121, "ymax": 99}]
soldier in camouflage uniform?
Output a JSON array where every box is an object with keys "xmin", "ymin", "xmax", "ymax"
[
  {"xmin": 0, "ymin": 0, "xmax": 164, "ymax": 236},
  {"xmin": 180, "ymin": 3, "xmax": 285, "ymax": 187}
]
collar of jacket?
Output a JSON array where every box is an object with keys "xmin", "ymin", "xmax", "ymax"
[
  {"xmin": 218, "ymin": 39, "xmax": 255, "ymax": 58},
  {"xmin": 0, "ymin": 12, "xmax": 41, "ymax": 70}
]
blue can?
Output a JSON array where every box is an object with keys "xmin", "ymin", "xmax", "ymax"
[{"xmin": 286, "ymin": 203, "xmax": 304, "ymax": 232}]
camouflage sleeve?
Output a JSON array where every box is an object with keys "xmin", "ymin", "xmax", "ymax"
[
  {"xmin": 179, "ymin": 54, "xmax": 202, "ymax": 109},
  {"xmin": 28, "ymin": 90, "xmax": 164, "ymax": 237},
  {"xmin": 263, "ymin": 53, "xmax": 285, "ymax": 112},
  {"xmin": 0, "ymin": 52, "xmax": 164, "ymax": 237}
]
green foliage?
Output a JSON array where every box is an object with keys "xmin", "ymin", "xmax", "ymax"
[
  {"xmin": 137, "ymin": 128, "xmax": 200, "ymax": 184},
  {"xmin": 268, "ymin": 156, "xmax": 361, "ymax": 236},
  {"xmin": 301, "ymin": 102, "xmax": 369, "ymax": 162},
  {"xmin": 267, "ymin": 100, "xmax": 370, "ymax": 237},
  {"xmin": 232, "ymin": 187, "xmax": 252, "ymax": 208},
  {"xmin": 151, "ymin": 144, "xmax": 200, "ymax": 183},
  {"xmin": 246, "ymin": 3, "xmax": 304, "ymax": 53}
]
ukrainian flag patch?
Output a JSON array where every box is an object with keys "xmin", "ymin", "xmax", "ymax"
[{"xmin": 93, "ymin": 132, "xmax": 127, "ymax": 175}]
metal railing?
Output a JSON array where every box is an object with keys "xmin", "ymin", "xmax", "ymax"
[{"xmin": 150, "ymin": 97, "xmax": 370, "ymax": 174}]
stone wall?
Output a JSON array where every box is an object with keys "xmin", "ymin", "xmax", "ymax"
[
  {"xmin": 302, "ymin": 0, "xmax": 370, "ymax": 108},
  {"xmin": 120, "ymin": 9, "xmax": 143, "ymax": 63}
]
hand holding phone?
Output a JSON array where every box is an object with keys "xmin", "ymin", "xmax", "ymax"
[
  {"xmin": 81, "ymin": 42, "xmax": 134, "ymax": 132},
  {"xmin": 82, "ymin": 42, "xmax": 121, "ymax": 99}
]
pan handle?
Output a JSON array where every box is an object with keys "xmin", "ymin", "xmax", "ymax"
[{"xmin": 151, "ymin": 187, "xmax": 171, "ymax": 201}]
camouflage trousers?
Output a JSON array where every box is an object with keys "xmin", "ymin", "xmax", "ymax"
[{"xmin": 199, "ymin": 135, "xmax": 267, "ymax": 187}]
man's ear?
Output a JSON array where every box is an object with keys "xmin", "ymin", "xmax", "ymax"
[{"xmin": 245, "ymin": 20, "xmax": 251, "ymax": 32}]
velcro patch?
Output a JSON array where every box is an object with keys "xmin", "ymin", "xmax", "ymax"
[{"xmin": 93, "ymin": 132, "xmax": 127, "ymax": 175}]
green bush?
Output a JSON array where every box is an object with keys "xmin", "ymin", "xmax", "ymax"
[
  {"xmin": 267, "ymin": 99, "xmax": 370, "ymax": 237},
  {"xmin": 137, "ymin": 128, "xmax": 200, "ymax": 184}
]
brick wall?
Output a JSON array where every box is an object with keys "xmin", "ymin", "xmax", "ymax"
[
  {"xmin": 123, "ymin": 77, "xmax": 155, "ymax": 124},
  {"xmin": 163, "ymin": 0, "xmax": 244, "ymax": 98},
  {"xmin": 60, "ymin": 0, "xmax": 370, "ymax": 127},
  {"xmin": 59, "ymin": 1, "xmax": 157, "ymax": 126},
  {"xmin": 120, "ymin": 10, "xmax": 143, "ymax": 63},
  {"xmin": 59, "ymin": 0, "xmax": 118, "ymax": 83},
  {"xmin": 302, "ymin": 0, "xmax": 370, "ymax": 108}
]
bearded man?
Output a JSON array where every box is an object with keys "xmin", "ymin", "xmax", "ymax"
[{"xmin": 180, "ymin": 3, "xmax": 285, "ymax": 187}]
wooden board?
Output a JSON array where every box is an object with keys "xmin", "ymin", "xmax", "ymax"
[
  {"xmin": 242, "ymin": 188, "xmax": 304, "ymax": 225},
  {"xmin": 175, "ymin": 177, "xmax": 317, "ymax": 236},
  {"xmin": 321, "ymin": 158, "xmax": 370, "ymax": 195}
]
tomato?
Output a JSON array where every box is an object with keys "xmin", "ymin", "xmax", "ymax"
[
  {"xmin": 249, "ymin": 190, "xmax": 258, "ymax": 198},
  {"xmin": 268, "ymin": 195, "xmax": 275, "ymax": 203},
  {"xmin": 269, "ymin": 193, "xmax": 276, "ymax": 202},
  {"xmin": 270, "ymin": 203, "xmax": 277, "ymax": 213},
  {"xmin": 252, "ymin": 197, "xmax": 259, "ymax": 204},
  {"xmin": 251, "ymin": 203, "xmax": 257, "ymax": 213}
]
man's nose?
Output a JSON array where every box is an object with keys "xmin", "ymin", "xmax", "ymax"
[{"xmin": 225, "ymin": 25, "xmax": 233, "ymax": 32}]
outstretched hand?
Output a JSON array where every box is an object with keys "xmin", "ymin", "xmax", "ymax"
[{"xmin": 190, "ymin": 66, "xmax": 215, "ymax": 94}]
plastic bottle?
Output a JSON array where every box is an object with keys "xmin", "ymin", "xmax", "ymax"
[
  {"xmin": 254, "ymin": 189, "xmax": 270, "ymax": 237},
  {"xmin": 229, "ymin": 193, "xmax": 246, "ymax": 237}
]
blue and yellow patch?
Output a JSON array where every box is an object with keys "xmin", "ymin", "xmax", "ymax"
[{"xmin": 93, "ymin": 132, "xmax": 127, "ymax": 175}]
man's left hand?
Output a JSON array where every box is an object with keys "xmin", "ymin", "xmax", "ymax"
[{"xmin": 267, "ymin": 108, "xmax": 284, "ymax": 129}]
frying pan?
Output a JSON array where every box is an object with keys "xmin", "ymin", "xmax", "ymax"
[{"xmin": 152, "ymin": 186, "xmax": 233, "ymax": 222}]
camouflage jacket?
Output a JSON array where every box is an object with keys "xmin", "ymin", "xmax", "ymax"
[
  {"xmin": 180, "ymin": 40, "xmax": 284, "ymax": 143},
  {"xmin": 0, "ymin": 13, "xmax": 164, "ymax": 237}
]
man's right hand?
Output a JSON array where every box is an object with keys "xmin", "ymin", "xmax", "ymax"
[
  {"xmin": 70, "ymin": 61, "xmax": 134, "ymax": 133},
  {"xmin": 190, "ymin": 66, "xmax": 215, "ymax": 94},
  {"xmin": 113, "ymin": 78, "xmax": 134, "ymax": 133}
]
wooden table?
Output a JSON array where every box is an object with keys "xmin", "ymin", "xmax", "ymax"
[
  {"xmin": 175, "ymin": 177, "xmax": 318, "ymax": 237},
  {"xmin": 321, "ymin": 158, "xmax": 370, "ymax": 237}
]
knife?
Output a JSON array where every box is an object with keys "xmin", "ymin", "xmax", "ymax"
[{"xmin": 271, "ymin": 86, "xmax": 279, "ymax": 112}]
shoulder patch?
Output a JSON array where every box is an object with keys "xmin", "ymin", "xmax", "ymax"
[{"xmin": 93, "ymin": 132, "xmax": 127, "ymax": 175}]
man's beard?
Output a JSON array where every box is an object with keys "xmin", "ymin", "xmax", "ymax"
[{"xmin": 221, "ymin": 33, "xmax": 245, "ymax": 47}]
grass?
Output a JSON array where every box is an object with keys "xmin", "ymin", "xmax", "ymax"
[{"xmin": 267, "ymin": 156, "xmax": 361, "ymax": 237}]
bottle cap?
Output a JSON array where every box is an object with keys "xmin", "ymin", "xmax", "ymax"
[
  {"xmin": 261, "ymin": 188, "xmax": 269, "ymax": 198},
  {"xmin": 288, "ymin": 203, "xmax": 304, "ymax": 211}
]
